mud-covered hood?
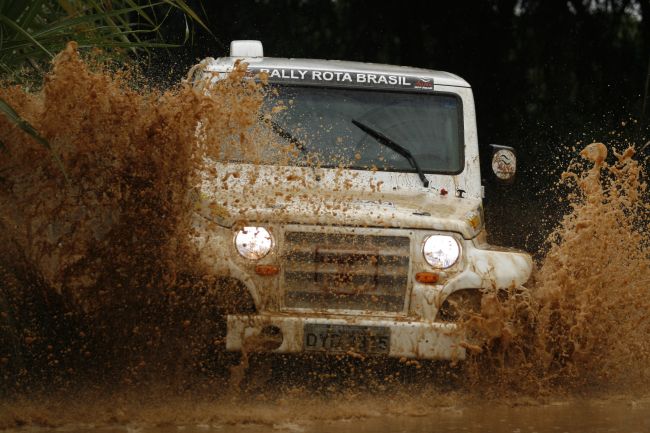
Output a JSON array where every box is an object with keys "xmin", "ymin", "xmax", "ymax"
[
  {"xmin": 195, "ymin": 162, "xmax": 484, "ymax": 239},
  {"xmin": 197, "ymin": 189, "xmax": 483, "ymax": 239}
]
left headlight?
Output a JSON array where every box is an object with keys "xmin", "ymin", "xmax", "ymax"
[
  {"xmin": 422, "ymin": 235, "xmax": 460, "ymax": 268},
  {"xmin": 234, "ymin": 226, "xmax": 273, "ymax": 260}
]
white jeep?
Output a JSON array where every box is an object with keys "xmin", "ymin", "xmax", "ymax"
[{"xmin": 191, "ymin": 40, "xmax": 532, "ymax": 361}]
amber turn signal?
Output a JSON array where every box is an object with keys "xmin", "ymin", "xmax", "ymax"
[
  {"xmin": 415, "ymin": 272, "xmax": 439, "ymax": 284},
  {"xmin": 255, "ymin": 265, "xmax": 280, "ymax": 276}
]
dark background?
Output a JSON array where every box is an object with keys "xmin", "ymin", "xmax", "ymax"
[{"xmin": 156, "ymin": 0, "xmax": 650, "ymax": 255}]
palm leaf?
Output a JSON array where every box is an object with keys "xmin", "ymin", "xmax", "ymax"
[
  {"xmin": 163, "ymin": 0, "xmax": 210, "ymax": 35},
  {"xmin": 0, "ymin": 0, "xmax": 34, "ymax": 22},
  {"xmin": 0, "ymin": 1, "xmax": 211, "ymax": 74},
  {"xmin": 15, "ymin": 0, "xmax": 49, "ymax": 29},
  {"xmin": 31, "ymin": 4, "xmax": 168, "ymax": 38},
  {"xmin": 0, "ymin": 14, "xmax": 54, "ymax": 59}
]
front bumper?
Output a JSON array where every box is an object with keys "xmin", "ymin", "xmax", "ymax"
[{"xmin": 226, "ymin": 313, "xmax": 466, "ymax": 361}]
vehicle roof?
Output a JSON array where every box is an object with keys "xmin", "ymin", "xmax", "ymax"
[{"xmin": 204, "ymin": 56, "xmax": 470, "ymax": 88}]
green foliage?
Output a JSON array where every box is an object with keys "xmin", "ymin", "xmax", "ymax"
[
  {"xmin": 0, "ymin": 0, "xmax": 209, "ymax": 179},
  {"xmin": 0, "ymin": 0, "xmax": 209, "ymax": 80}
]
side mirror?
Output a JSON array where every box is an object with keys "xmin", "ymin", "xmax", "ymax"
[{"xmin": 489, "ymin": 144, "xmax": 517, "ymax": 184}]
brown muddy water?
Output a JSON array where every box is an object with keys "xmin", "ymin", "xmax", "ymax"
[
  {"xmin": 1, "ymin": 43, "xmax": 649, "ymax": 432},
  {"xmin": 4, "ymin": 397, "xmax": 650, "ymax": 433}
]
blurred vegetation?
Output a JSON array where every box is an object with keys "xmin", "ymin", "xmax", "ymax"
[
  {"xmin": 0, "ymin": 0, "xmax": 208, "ymax": 80},
  {"xmin": 0, "ymin": 0, "xmax": 208, "ymax": 175}
]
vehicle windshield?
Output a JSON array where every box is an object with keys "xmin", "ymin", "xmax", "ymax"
[{"xmin": 261, "ymin": 85, "xmax": 464, "ymax": 174}]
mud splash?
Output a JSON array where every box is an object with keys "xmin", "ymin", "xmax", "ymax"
[
  {"xmin": 0, "ymin": 42, "xmax": 270, "ymax": 393},
  {"xmin": 463, "ymin": 142, "xmax": 650, "ymax": 394},
  {"xmin": 0, "ymin": 43, "xmax": 649, "ymax": 429}
]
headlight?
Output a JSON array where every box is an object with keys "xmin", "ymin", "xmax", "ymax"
[
  {"xmin": 422, "ymin": 235, "xmax": 460, "ymax": 268},
  {"xmin": 234, "ymin": 226, "xmax": 273, "ymax": 260}
]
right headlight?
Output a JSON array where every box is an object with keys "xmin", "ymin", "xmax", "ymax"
[{"xmin": 422, "ymin": 235, "xmax": 460, "ymax": 268}]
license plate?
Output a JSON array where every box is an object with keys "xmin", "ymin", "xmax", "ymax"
[{"xmin": 303, "ymin": 324, "xmax": 390, "ymax": 354}]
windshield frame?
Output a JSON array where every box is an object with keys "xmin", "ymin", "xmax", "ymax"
[{"xmin": 261, "ymin": 83, "xmax": 466, "ymax": 176}]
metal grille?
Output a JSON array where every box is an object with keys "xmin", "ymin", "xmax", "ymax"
[{"xmin": 283, "ymin": 231, "xmax": 410, "ymax": 312}]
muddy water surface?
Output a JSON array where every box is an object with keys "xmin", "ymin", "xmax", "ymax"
[
  {"xmin": 1, "ymin": 44, "xmax": 649, "ymax": 432},
  {"xmin": 7, "ymin": 398, "xmax": 650, "ymax": 433}
]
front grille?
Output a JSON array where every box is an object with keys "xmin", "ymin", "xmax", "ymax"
[{"xmin": 283, "ymin": 231, "xmax": 410, "ymax": 312}]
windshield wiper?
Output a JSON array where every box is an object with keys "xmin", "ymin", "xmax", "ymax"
[
  {"xmin": 263, "ymin": 117, "xmax": 308, "ymax": 155},
  {"xmin": 351, "ymin": 119, "xmax": 429, "ymax": 187}
]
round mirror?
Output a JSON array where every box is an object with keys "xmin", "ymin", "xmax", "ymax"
[{"xmin": 491, "ymin": 148, "xmax": 517, "ymax": 181}]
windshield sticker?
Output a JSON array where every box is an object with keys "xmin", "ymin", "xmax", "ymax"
[
  {"xmin": 414, "ymin": 77, "xmax": 433, "ymax": 90},
  {"xmin": 247, "ymin": 67, "xmax": 434, "ymax": 91}
]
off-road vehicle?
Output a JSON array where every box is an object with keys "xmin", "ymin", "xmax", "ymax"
[{"xmin": 191, "ymin": 40, "xmax": 532, "ymax": 361}]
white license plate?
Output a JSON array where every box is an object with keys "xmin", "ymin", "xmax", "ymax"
[{"xmin": 303, "ymin": 324, "xmax": 390, "ymax": 354}]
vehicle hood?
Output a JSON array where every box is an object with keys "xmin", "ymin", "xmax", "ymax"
[{"xmin": 195, "ymin": 163, "xmax": 484, "ymax": 239}]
